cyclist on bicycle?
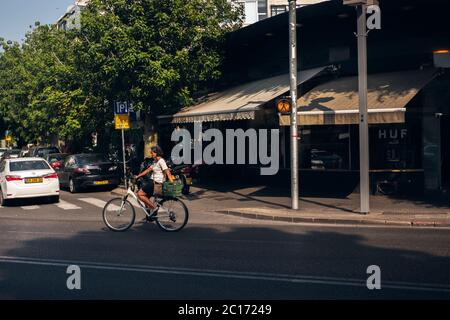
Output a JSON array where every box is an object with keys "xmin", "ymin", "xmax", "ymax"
[{"xmin": 134, "ymin": 145, "xmax": 174, "ymax": 213}]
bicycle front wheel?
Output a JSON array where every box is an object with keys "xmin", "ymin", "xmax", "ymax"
[
  {"xmin": 156, "ymin": 198, "xmax": 189, "ymax": 232},
  {"xmin": 103, "ymin": 198, "xmax": 136, "ymax": 232}
]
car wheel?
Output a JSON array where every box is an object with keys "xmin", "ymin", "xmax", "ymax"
[
  {"xmin": 0, "ymin": 189, "xmax": 8, "ymax": 207},
  {"xmin": 182, "ymin": 184, "xmax": 190, "ymax": 195},
  {"xmin": 181, "ymin": 176, "xmax": 190, "ymax": 195},
  {"xmin": 69, "ymin": 179, "xmax": 79, "ymax": 193}
]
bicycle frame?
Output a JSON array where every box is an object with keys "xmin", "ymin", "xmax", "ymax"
[
  {"xmin": 122, "ymin": 187, "xmax": 151, "ymax": 217},
  {"xmin": 121, "ymin": 179, "xmax": 169, "ymax": 219}
]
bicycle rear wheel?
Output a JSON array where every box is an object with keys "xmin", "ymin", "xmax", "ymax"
[
  {"xmin": 103, "ymin": 198, "xmax": 135, "ymax": 231},
  {"xmin": 155, "ymin": 198, "xmax": 189, "ymax": 232}
]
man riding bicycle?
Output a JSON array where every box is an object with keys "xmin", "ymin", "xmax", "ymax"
[{"xmin": 134, "ymin": 146, "xmax": 174, "ymax": 213}]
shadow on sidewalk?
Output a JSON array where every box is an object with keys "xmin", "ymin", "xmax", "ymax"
[{"xmin": 189, "ymin": 178, "xmax": 450, "ymax": 214}]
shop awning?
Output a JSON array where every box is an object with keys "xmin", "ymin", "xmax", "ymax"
[
  {"xmin": 279, "ymin": 68, "xmax": 438, "ymax": 126},
  {"xmin": 158, "ymin": 66, "xmax": 328, "ymax": 124}
]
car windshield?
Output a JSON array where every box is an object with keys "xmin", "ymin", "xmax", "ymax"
[
  {"xmin": 48, "ymin": 154, "xmax": 66, "ymax": 162},
  {"xmin": 37, "ymin": 148, "xmax": 60, "ymax": 157},
  {"xmin": 10, "ymin": 160, "xmax": 50, "ymax": 171},
  {"xmin": 77, "ymin": 154, "xmax": 109, "ymax": 165}
]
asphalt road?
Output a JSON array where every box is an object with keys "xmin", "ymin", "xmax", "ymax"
[{"xmin": 0, "ymin": 190, "xmax": 450, "ymax": 299}]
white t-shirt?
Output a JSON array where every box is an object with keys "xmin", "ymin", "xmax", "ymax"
[{"xmin": 151, "ymin": 158, "xmax": 169, "ymax": 184}]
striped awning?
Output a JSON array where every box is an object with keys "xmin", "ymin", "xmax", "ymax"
[
  {"xmin": 279, "ymin": 68, "xmax": 437, "ymax": 126},
  {"xmin": 158, "ymin": 66, "xmax": 328, "ymax": 124}
]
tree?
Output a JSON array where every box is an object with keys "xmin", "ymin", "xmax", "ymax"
[
  {"xmin": 76, "ymin": 0, "xmax": 243, "ymax": 154},
  {"xmin": 0, "ymin": 27, "xmax": 97, "ymax": 149},
  {"xmin": 0, "ymin": 0, "xmax": 242, "ymax": 153}
]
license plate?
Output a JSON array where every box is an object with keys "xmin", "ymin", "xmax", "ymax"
[
  {"xmin": 185, "ymin": 177, "xmax": 193, "ymax": 185},
  {"xmin": 94, "ymin": 180, "xmax": 109, "ymax": 185},
  {"xmin": 25, "ymin": 178, "xmax": 43, "ymax": 184}
]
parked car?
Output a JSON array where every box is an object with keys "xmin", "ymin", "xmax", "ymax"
[
  {"xmin": 0, "ymin": 149, "xmax": 21, "ymax": 160},
  {"xmin": 45, "ymin": 153, "xmax": 68, "ymax": 171},
  {"xmin": 310, "ymin": 149, "xmax": 343, "ymax": 170},
  {"xmin": 58, "ymin": 153, "xmax": 120, "ymax": 193},
  {"xmin": 0, "ymin": 157, "xmax": 60, "ymax": 206},
  {"xmin": 0, "ymin": 148, "xmax": 7, "ymax": 158},
  {"xmin": 19, "ymin": 149, "xmax": 30, "ymax": 157},
  {"xmin": 28, "ymin": 146, "xmax": 61, "ymax": 158}
]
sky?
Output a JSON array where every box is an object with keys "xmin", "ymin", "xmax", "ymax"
[{"xmin": 0, "ymin": 0, "xmax": 75, "ymax": 43}]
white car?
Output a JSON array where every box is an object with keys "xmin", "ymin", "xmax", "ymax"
[{"xmin": 0, "ymin": 157, "xmax": 60, "ymax": 206}]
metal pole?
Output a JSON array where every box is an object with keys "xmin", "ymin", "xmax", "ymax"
[
  {"xmin": 121, "ymin": 128, "xmax": 127, "ymax": 189},
  {"xmin": 356, "ymin": 5, "xmax": 370, "ymax": 214},
  {"xmin": 289, "ymin": 0, "xmax": 299, "ymax": 210},
  {"xmin": 348, "ymin": 124, "xmax": 352, "ymax": 170}
]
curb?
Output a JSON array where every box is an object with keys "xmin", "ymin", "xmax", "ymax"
[{"xmin": 215, "ymin": 210, "xmax": 450, "ymax": 228}]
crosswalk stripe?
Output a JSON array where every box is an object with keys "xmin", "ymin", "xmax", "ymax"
[
  {"xmin": 78, "ymin": 197, "xmax": 107, "ymax": 208},
  {"xmin": 55, "ymin": 199, "xmax": 81, "ymax": 210},
  {"xmin": 78, "ymin": 196, "xmax": 142, "ymax": 211},
  {"xmin": 21, "ymin": 205, "xmax": 40, "ymax": 210}
]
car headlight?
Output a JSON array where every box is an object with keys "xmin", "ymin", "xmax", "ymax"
[{"xmin": 109, "ymin": 166, "xmax": 118, "ymax": 171}]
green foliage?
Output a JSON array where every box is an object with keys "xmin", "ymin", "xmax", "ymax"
[
  {"xmin": 0, "ymin": 0, "xmax": 242, "ymax": 148},
  {"xmin": 0, "ymin": 26, "xmax": 96, "ymax": 144}
]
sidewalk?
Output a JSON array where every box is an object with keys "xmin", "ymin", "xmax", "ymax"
[{"xmin": 111, "ymin": 183, "xmax": 450, "ymax": 228}]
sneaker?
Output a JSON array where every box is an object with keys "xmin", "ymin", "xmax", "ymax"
[
  {"xmin": 151, "ymin": 204, "xmax": 160, "ymax": 215},
  {"xmin": 142, "ymin": 207, "xmax": 155, "ymax": 222},
  {"xmin": 143, "ymin": 205, "xmax": 159, "ymax": 222}
]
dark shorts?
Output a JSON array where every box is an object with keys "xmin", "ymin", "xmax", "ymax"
[
  {"xmin": 141, "ymin": 180, "xmax": 154, "ymax": 196},
  {"xmin": 141, "ymin": 180, "xmax": 163, "ymax": 196}
]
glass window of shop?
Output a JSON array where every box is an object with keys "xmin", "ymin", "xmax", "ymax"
[
  {"xmin": 370, "ymin": 122, "xmax": 422, "ymax": 170},
  {"xmin": 299, "ymin": 125, "xmax": 351, "ymax": 171}
]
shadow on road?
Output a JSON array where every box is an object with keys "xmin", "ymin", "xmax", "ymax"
[{"xmin": 0, "ymin": 219, "xmax": 450, "ymax": 299}]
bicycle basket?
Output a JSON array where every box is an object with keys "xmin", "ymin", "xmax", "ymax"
[{"xmin": 162, "ymin": 180, "xmax": 183, "ymax": 197}]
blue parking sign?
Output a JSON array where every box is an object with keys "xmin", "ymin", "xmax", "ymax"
[{"xmin": 114, "ymin": 101, "xmax": 129, "ymax": 114}]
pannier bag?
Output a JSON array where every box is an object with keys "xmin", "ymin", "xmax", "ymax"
[{"xmin": 162, "ymin": 180, "xmax": 183, "ymax": 197}]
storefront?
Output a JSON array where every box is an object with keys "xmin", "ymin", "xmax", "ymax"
[
  {"xmin": 279, "ymin": 67, "xmax": 450, "ymax": 195},
  {"xmin": 157, "ymin": 66, "xmax": 329, "ymax": 179}
]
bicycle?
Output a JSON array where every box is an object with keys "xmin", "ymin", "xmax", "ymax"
[{"xmin": 102, "ymin": 175, "xmax": 189, "ymax": 232}]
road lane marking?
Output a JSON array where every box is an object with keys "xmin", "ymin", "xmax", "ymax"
[
  {"xmin": 0, "ymin": 256, "xmax": 450, "ymax": 293},
  {"xmin": 21, "ymin": 205, "xmax": 40, "ymax": 210},
  {"xmin": 55, "ymin": 200, "xmax": 82, "ymax": 210},
  {"xmin": 78, "ymin": 198, "xmax": 107, "ymax": 208}
]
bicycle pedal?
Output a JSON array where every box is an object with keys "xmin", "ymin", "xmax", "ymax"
[{"xmin": 145, "ymin": 215, "xmax": 157, "ymax": 222}]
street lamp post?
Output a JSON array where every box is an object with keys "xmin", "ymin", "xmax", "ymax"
[
  {"xmin": 344, "ymin": 0, "xmax": 378, "ymax": 214},
  {"xmin": 289, "ymin": 0, "xmax": 299, "ymax": 210}
]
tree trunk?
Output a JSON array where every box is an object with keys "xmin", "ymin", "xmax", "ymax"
[{"xmin": 143, "ymin": 113, "xmax": 158, "ymax": 157}]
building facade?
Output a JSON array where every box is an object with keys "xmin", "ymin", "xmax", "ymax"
[
  {"xmin": 56, "ymin": 0, "xmax": 89, "ymax": 31},
  {"xmin": 229, "ymin": 0, "xmax": 329, "ymax": 25},
  {"xmin": 159, "ymin": 0, "xmax": 450, "ymax": 196}
]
